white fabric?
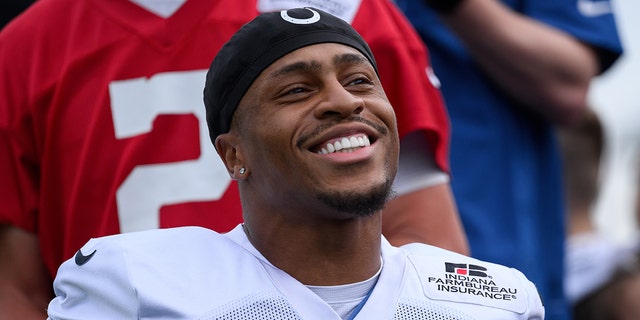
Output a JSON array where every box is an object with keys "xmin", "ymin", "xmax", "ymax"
[
  {"xmin": 129, "ymin": 0, "xmax": 186, "ymax": 18},
  {"xmin": 564, "ymin": 232, "xmax": 637, "ymax": 303},
  {"xmin": 306, "ymin": 262, "xmax": 381, "ymax": 319},
  {"xmin": 48, "ymin": 225, "xmax": 544, "ymax": 319},
  {"xmin": 257, "ymin": 0, "xmax": 361, "ymax": 23},
  {"xmin": 393, "ymin": 131, "xmax": 449, "ymax": 195}
]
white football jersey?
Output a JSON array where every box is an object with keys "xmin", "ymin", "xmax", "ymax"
[{"xmin": 47, "ymin": 225, "xmax": 544, "ymax": 319}]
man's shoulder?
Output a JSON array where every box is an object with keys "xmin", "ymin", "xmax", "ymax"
[
  {"xmin": 398, "ymin": 243, "xmax": 545, "ymax": 317},
  {"xmin": 51, "ymin": 226, "xmax": 286, "ymax": 318},
  {"xmin": 92, "ymin": 226, "xmax": 222, "ymax": 246},
  {"xmin": 400, "ymin": 242, "xmax": 522, "ymax": 279},
  {"xmin": 71, "ymin": 226, "xmax": 237, "ymax": 269},
  {"xmin": 400, "ymin": 242, "xmax": 530, "ymax": 286}
]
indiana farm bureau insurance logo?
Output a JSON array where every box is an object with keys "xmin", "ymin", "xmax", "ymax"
[
  {"xmin": 446, "ymin": 262, "xmax": 489, "ymax": 277},
  {"xmin": 427, "ymin": 262, "xmax": 518, "ymax": 301}
]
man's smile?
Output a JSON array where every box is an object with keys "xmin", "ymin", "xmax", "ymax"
[{"xmin": 315, "ymin": 133, "xmax": 371, "ymax": 155}]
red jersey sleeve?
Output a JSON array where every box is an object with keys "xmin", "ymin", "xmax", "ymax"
[
  {"xmin": 352, "ymin": 0, "xmax": 450, "ymax": 173},
  {"xmin": 0, "ymin": 15, "xmax": 44, "ymax": 232}
]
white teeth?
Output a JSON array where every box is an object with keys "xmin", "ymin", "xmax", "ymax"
[
  {"xmin": 341, "ymin": 137, "xmax": 351, "ymax": 149},
  {"xmin": 317, "ymin": 134, "xmax": 371, "ymax": 154}
]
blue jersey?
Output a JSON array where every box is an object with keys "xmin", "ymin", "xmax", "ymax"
[{"xmin": 394, "ymin": 0, "xmax": 622, "ymax": 319}]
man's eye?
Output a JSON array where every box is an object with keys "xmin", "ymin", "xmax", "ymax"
[
  {"xmin": 348, "ymin": 77, "xmax": 372, "ymax": 86},
  {"xmin": 286, "ymin": 87, "xmax": 306, "ymax": 95}
]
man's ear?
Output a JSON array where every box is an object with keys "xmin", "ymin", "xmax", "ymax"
[{"xmin": 215, "ymin": 133, "xmax": 245, "ymax": 179}]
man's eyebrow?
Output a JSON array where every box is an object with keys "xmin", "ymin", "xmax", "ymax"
[
  {"xmin": 333, "ymin": 53, "xmax": 370, "ymax": 67},
  {"xmin": 268, "ymin": 53, "xmax": 371, "ymax": 80},
  {"xmin": 269, "ymin": 60, "xmax": 322, "ymax": 79}
]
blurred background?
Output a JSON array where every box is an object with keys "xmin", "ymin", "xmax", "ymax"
[{"xmin": 590, "ymin": 0, "xmax": 640, "ymax": 245}]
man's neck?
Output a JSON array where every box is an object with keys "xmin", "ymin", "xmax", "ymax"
[{"xmin": 242, "ymin": 216, "xmax": 383, "ymax": 286}]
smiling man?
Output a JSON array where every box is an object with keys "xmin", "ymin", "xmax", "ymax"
[
  {"xmin": 46, "ymin": 8, "xmax": 544, "ymax": 319},
  {"xmin": 223, "ymin": 44, "xmax": 398, "ymax": 221}
]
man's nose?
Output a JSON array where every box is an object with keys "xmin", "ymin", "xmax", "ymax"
[{"xmin": 313, "ymin": 81, "xmax": 364, "ymax": 119}]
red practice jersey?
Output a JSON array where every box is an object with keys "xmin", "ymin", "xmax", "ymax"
[{"xmin": 0, "ymin": 0, "xmax": 449, "ymax": 276}]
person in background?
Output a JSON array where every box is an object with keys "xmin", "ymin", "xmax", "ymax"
[
  {"xmin": 559, "ymin": 109, "xmax": 640, "ymax": 319},
  {"xmin": 0, "ymin": 0, "xmax": 467, "ymax": 318},
  {"xmin": 393, "ymin": 0, "xmax": 623, "ymax": 318},
  {"xmin": 573, "ymin": 254, "xmax": 640, "ymax": 320},
  {"xmin": 47, "ymin": 9, "xmax": 544, "ymax": 319},
  {"xmin": 559, "ymin": 109, "xmax": 622, "ymax": 303}
]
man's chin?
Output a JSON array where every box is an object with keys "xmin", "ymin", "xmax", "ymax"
[{"xmin": 316, "ymin": 181, "xmax": 393, "ymax": 217}]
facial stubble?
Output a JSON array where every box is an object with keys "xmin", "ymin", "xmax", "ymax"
[{"xmin": 315, "ymin": 159, "xmax": 396, "ymax": 217}]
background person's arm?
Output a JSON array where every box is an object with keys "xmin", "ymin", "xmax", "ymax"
[
  {"xmin": 439, "ymin": 0, "xmax": 599, "ymax": 125},
  {"xmin": 0, "ymin": 225, "xmax": 52, "ymax": 320}
]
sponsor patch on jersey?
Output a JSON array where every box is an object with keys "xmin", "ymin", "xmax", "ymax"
[
  {"xmin": 257, "ymin": 0, "xmax": 361, "ymax": 23},
  {"xmin": 415, "ymin": 259, "xmax": 528, "ymax": 314}
]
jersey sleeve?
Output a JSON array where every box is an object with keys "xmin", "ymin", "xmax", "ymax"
[
  {"xmin": 393, "ymin": 131, "xmax": 449, "ymax": 195},
  {"xmin": 47, "ymin": 238, "xmax": 139, "ymax": 320},
  {"xmin": 0, "ymin": 19, "xmax": 41, "ymax": 232},
  {"xmin": 352, "ymin": 0, "xmax": 451, "ymax": 173},
  {"xmin": 525, "ymin": 0, "xmax": 623, "ymax": 72}
]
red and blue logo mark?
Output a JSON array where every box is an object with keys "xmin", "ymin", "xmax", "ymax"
[{"xmin": 445, "ymin": 262, "xmax": 489, "ymax": 277}]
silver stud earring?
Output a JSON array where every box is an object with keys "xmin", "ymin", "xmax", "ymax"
[{"xmin": 239, "ymin": 167, "xmax": 246, "ymax": 175}]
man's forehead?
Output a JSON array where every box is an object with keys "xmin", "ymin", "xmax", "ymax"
[{"xmin": 267, "ymin": 44, "xmax": 371, "ymax": 77}]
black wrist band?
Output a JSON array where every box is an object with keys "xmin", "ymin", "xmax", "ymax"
[{"xmin": 425, "ymin": 0, "xmax": 466, "ymax": 14}]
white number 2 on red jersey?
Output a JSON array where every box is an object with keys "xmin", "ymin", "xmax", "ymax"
[{"xmin": 109, "ymin": 70, "xmax": 230, "ymax": 233}]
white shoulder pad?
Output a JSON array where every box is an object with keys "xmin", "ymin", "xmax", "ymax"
[
  {"xmin": 48, "ymin": 227, "xmax": 224, "ymax": 319},
  {"xmin": 401, "ymin": 243, "xmax": 544, "ymax": 317}
]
